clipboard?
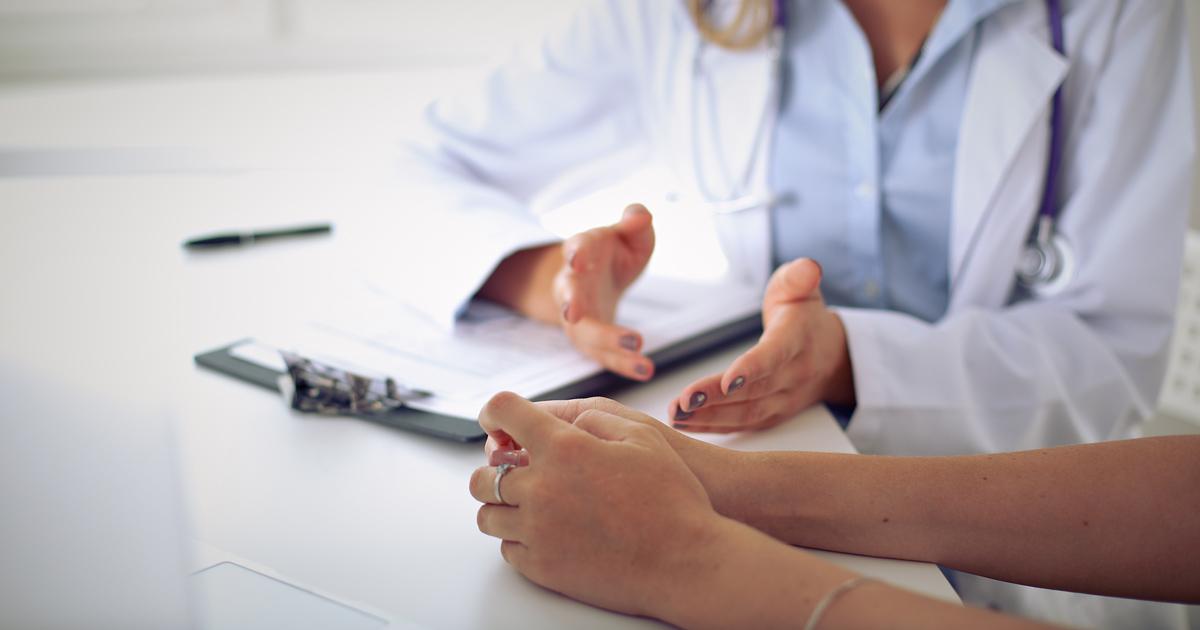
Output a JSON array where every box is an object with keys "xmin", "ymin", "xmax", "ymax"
[{"xmin": 194, "ymin": 312, "xmax": 761, "ymax": 442}]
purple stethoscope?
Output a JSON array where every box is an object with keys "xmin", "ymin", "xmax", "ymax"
[
  {"xmin": 768, "ymin": 0, "xmax": 1072, "ymax": 295},
  {"xmin": 1016, "ymin": 0, "xmax": 1074, "ymax": 296}
]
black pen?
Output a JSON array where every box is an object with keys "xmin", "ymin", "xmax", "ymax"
[{"xmin": 183, "ymin": 223, "xmax": 332, "ymax": 249}]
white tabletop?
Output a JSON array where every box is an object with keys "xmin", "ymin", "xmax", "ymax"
[{"xmin": 0, "ymin": 71, "xmax": 958, "ymax": 629}]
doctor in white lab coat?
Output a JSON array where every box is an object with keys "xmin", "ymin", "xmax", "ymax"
[
  {"xmin": 399, "ymin": 0, "xmax": 1193, "ymax": 452},
  {"xmin": 397, "ymin": 0, "xmax": 1193, "ymax": 622}
]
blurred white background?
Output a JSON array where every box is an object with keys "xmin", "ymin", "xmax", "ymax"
[{"xmin": 0, "ymin": 0, "xmax": 583, "ymax": 79}]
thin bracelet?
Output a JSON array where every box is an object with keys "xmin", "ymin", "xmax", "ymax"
[{"xmin": 803, "ymin": 576, "xmax": 878, "ymax": 630}]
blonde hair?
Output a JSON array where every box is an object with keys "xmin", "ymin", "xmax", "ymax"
[{"xmin": 686, "ymin": 0, "xmax": 777, "ymax": 50}]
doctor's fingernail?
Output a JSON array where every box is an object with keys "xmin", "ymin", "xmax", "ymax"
[
  {"xmin": 727, "ymin": 376, "xmax": 746, "ymax": 394},
  {"xmin": 619, "ymin": 334, "xmax": 640, "ymax": 351},
  {"xmin": 688, "ymin": 392, "xmax": 707, "ymax": 410},
  {"xmin": 674, "ymin": 407, "xmax": 693, "ymax": 422},
  {"xmin": 635, "ymin": 363, "xmax": 649, "ymax": 377}
]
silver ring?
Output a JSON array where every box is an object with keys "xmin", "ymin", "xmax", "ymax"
[{"xmin": 493, "ymin": 463, "xmax": 514, "ymax": 505}]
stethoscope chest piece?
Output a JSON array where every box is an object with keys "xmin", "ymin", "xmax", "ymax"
[{"xmin": 1016, "ymin": 216, "xmax": 1075, "ymax": 297}]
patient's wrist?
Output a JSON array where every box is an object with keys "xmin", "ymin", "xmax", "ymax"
[
  {"xmin": 690, "ymin": 447, "xmax": 754, "ymax": 521},
  {"xmin": 657, "ymin": 516, "xmax": 854, "ymax": 630},
  {"xmin": 652, "ymin": 516, "xmax": 753, "ymax": 628}
]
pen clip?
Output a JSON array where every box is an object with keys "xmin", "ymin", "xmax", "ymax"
[{"xmin": 279, "ymin": 351, "xmax": 431, "ymax": 416}]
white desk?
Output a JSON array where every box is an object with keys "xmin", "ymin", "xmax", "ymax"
[
  {"xmin": 0, "ymin": 72, "xmax": 958, "ymax": 629},
  {"xmin": 184, "ymin": 340, "xmax": 961, "ymax": 630}
]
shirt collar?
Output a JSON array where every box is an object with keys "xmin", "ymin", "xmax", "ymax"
[{"xmin": 923, "ymin": 0, "xmax": 1023, "ymax": 65}]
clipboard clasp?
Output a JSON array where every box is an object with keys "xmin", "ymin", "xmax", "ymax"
[{"xmin": 279, "ymin": 351, "xmax": 431, "ymax": 416}]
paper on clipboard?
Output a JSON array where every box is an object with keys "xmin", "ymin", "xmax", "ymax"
[{"xmin": 234, "ymin": 275, "xmax": 761, "ymax": 420}]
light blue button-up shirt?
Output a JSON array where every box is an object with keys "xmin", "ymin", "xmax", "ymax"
[{"xmin": 770, "ymin": 0, "xmax": 1015, "ymax": 323}]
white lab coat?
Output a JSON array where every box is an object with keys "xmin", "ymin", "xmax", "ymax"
[{"xmin": 394, "ymin": 2, "xmax": 1194, "ymax": 624}]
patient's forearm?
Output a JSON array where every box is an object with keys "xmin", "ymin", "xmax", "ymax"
[
  {"xmin": 715, "ymin": 436, "xmax": 1200, "ymax": 602},
  {"xmin": 665, "ymin": 516, "xmax": 1049, "ymax": 630},
  {"xmin": 476, "ymin": 243, "xmax": 561, "ymax": 324}
]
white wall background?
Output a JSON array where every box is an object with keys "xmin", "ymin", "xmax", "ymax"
[
  {"xmin": 0, "ymin": 0, "xmax": 585, "ymax": 80},
  {"xmin": 2, "ymin": 2, "xmax": 1197, "ymax": 210}
]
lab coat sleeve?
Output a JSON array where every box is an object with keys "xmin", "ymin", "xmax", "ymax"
[
  {"xmin": 388, "ymin": 0, "xmax": 651, "ymax": 327},
  {"xmin": 839, "ymin": 1, "xmax": 1196, "ymax": 455}
]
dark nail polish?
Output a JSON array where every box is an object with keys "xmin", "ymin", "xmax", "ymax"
[
  {"xmin": 673, "ymin": 423, "xmax": 691, "ymax": 430},
  {"xmin": 728, "ymin": 376, "xmax": 746, "ymax": 394},
  {"xmin": 688, "ymin": 391, "xmax": 707, "ymax": 410},
  {"xmin": 634, "ymin": 363, "xmax": 649, "ymax": 376},
  {"xmin": 674, "ymin": 407, "xmax": 693, "ymax": 421},
  {"xmin": 619, "ymin": 334, "xmax": 639, "ymax": 351}
]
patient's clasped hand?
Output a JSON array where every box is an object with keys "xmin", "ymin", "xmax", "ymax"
[{"xmin": 470, "ymin": 394, "xmax": 1200, "ymax": 629}]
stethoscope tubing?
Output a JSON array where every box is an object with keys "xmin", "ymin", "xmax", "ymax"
[{"xmin": 1038, "ymin": 0, "xmax": 1066, "ymax": 222}]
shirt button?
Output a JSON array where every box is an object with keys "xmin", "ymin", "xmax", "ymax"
[
  {"xmin": 863, "ymin": 279, "xmax": 880, "ymax": 299},
  {"xmin": 855, "ymin": 181, "xmax": 876, "ymax": 200}
]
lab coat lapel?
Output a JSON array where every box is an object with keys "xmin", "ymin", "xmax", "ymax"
[{"xmin": 950, "ymin": 6, "xmax": 1068, "ymax": 305}]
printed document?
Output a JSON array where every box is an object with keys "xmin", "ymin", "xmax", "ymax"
[{"xmin": 235, "ymin": 275, "xmax": 761, "ymax": 421}]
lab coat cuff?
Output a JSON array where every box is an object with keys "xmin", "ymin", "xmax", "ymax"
[
  {"xmin": 411, "ymin": 227, "xmax": 561, "ymax": 329},
  {"xmin": 831, "ymin": 306, "xmax": 890, "ymax": 450}
]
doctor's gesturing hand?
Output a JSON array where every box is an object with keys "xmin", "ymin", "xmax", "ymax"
[
  {"xmin": 670, "ymin": 258, "xmax": 854, "ymax": 432},
  {"xmin": 478, "ymin": 204, "xmax": 656, "ymax": 382}
]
